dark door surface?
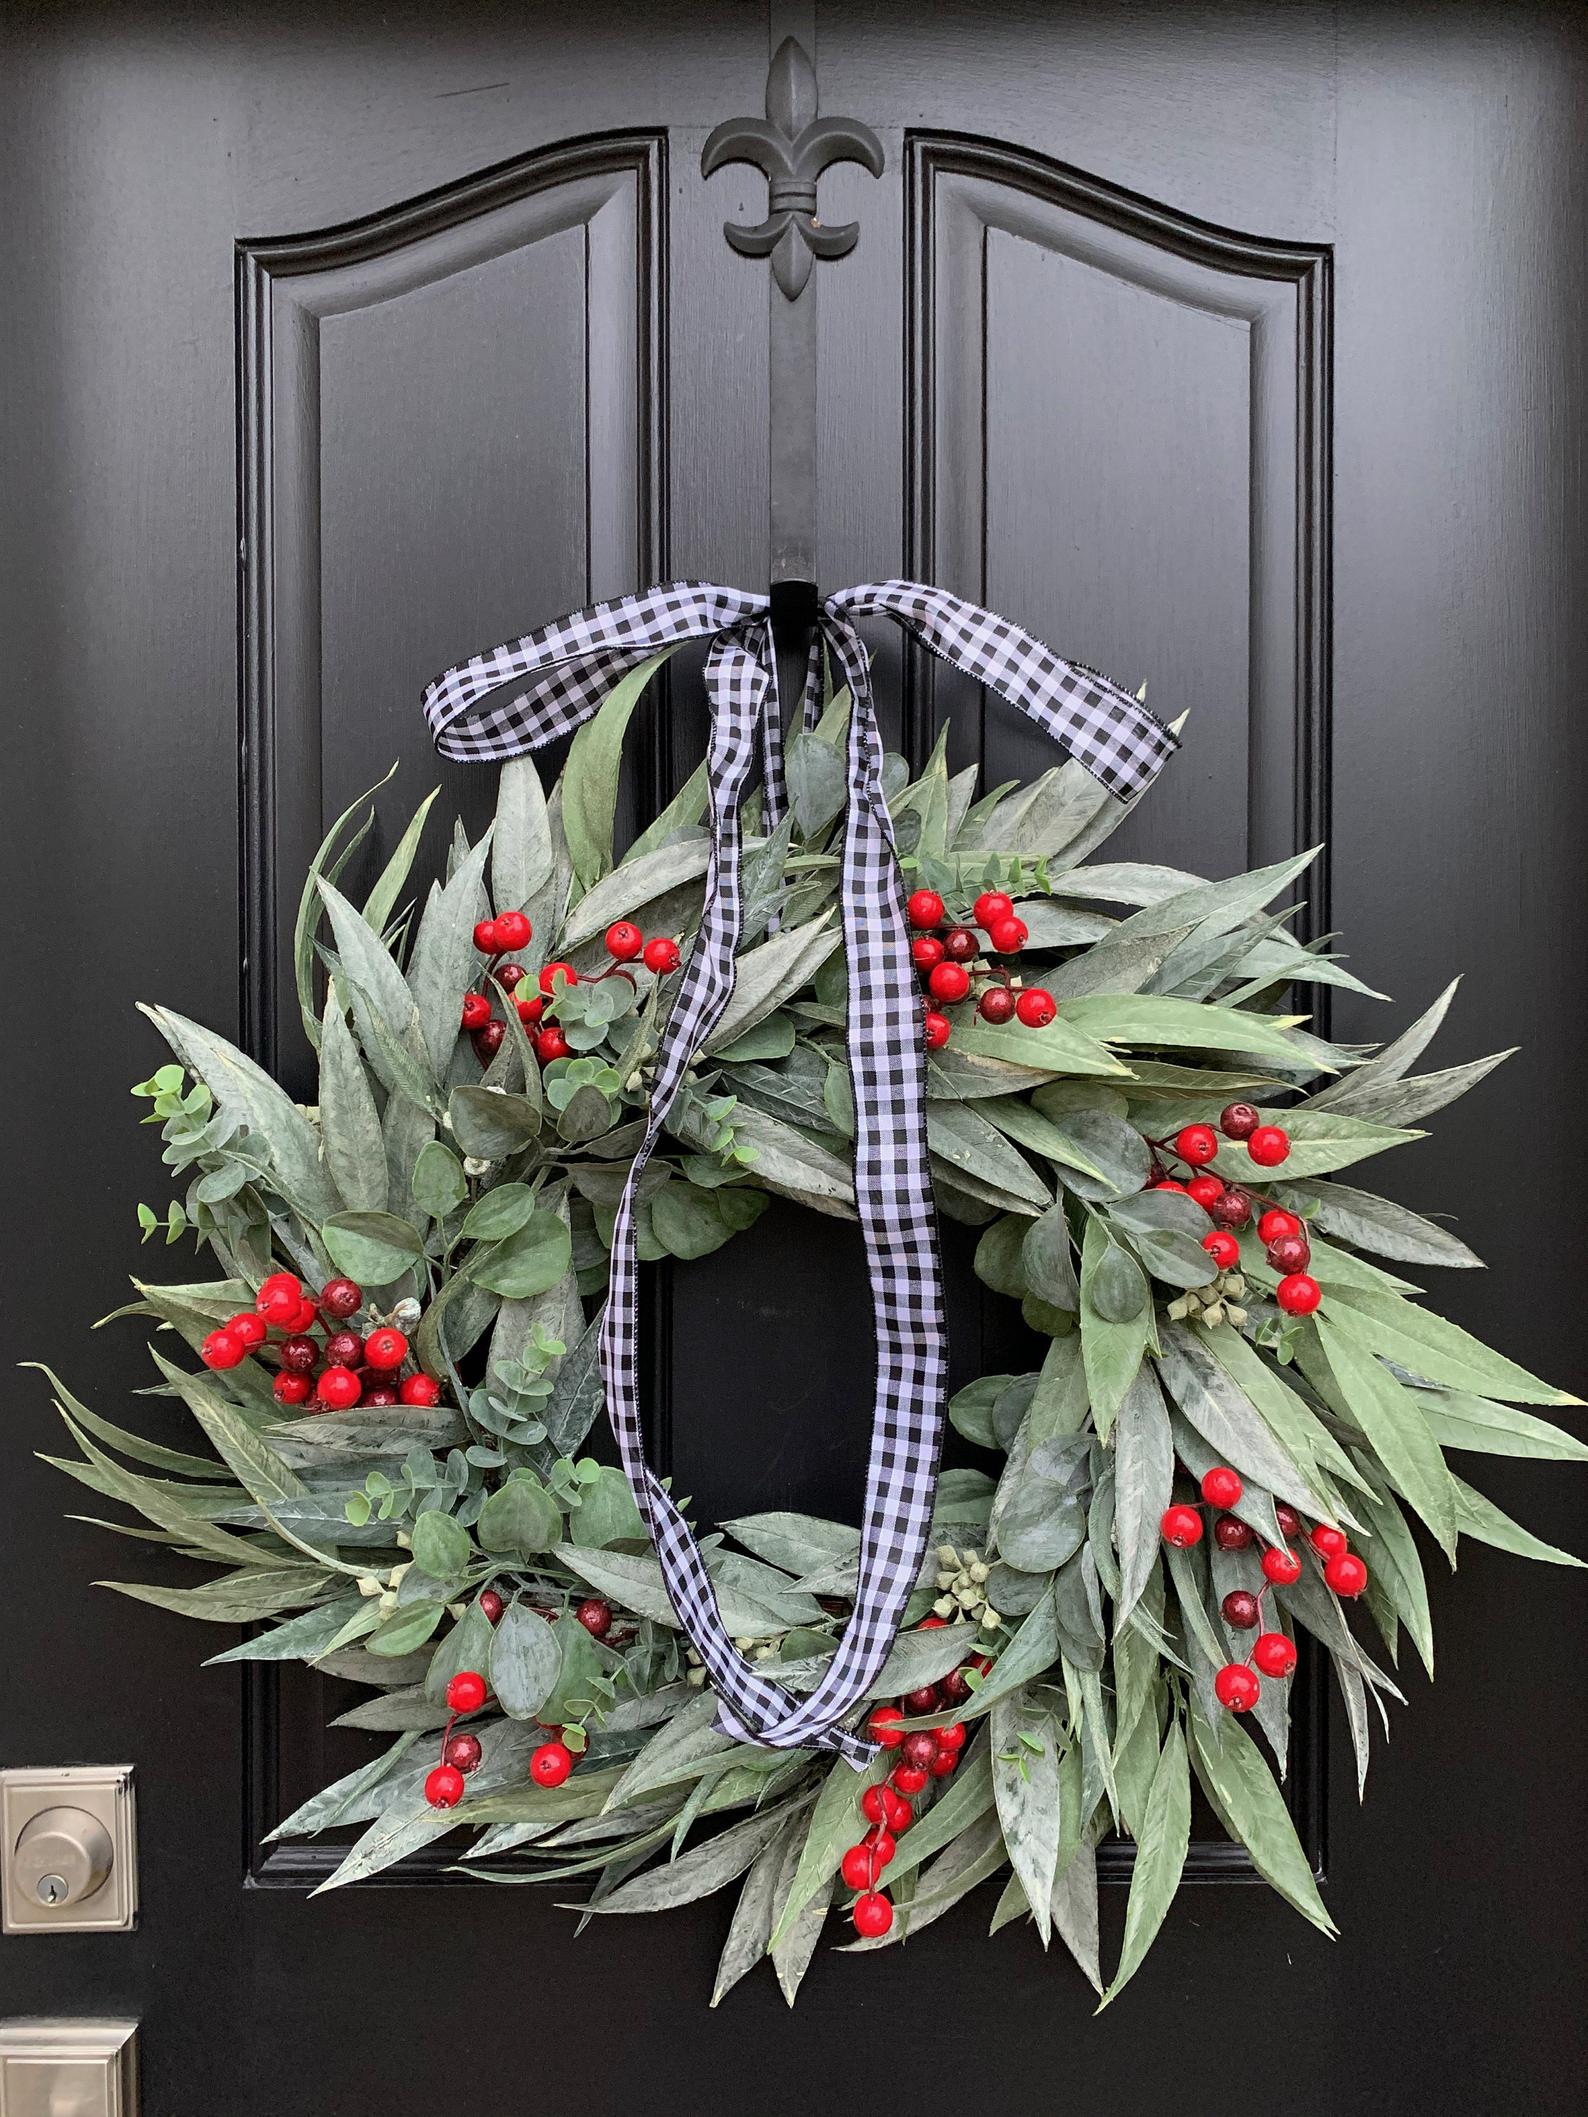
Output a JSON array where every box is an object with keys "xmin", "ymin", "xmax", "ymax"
[{"xmin": 4, "ymin": 4, "xmax": 1585, "ymax": 2112}]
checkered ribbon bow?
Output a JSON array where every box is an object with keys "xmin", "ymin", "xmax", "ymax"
[{"xmin": 424, "ymin": 581, "xmax": 1175, "ymax": 1761}]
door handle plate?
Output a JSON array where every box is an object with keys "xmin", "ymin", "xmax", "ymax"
[{"xmin": 0, "ymin": 2020, "xmax": 138, "ymax": 2117}]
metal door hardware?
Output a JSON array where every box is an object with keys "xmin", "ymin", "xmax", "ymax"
[
  {"xmin": 0, "ymin": 1770, "xmax": 136, "ymax": 1935},
  {"xmin": 0, "ymin": 2020, "xmax": 139, "ymax": 2117}
]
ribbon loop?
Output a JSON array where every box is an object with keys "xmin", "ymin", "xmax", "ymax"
[{"xmin": 423, "ymin": 580, "xmax": 1175, "ymax": 1761}]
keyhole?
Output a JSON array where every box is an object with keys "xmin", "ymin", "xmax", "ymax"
[{"xmin": 35, "ymin": 1873, "xmax": 69, "ymax": 1905}]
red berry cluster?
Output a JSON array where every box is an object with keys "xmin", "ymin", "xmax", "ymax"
[
  {"xmin": 424, "ymin": 1668, "xmax": 490, "ymax": 1809},
  {"xmin": 1154, "ymin": 1105, "xmax": 1322, "ymax": 1316},
  {"xmin": 906, "ymin": 888, "xmax": 1055, "ymax": 1052},
  {"xmin": 1159, "ymin": 1469, "xmax": 1370, "ymax": 1713},
  {"xmin": 199, "ymin": 1272, "xmax": 442, "ymax": 1414},
  {"xmin": 842, "ymin": 1702, "xmax": 969, "ymax": 1937},
  {"xmin": 461, "ymin": 915, "xmax": 682, "ymax": 1071}
]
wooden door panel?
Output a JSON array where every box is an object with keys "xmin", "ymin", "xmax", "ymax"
[{"xmin": 241, "ymin": 138, "xmax": 666, "ymax": 1069}]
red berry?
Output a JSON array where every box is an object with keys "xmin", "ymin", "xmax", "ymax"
[
  {"xmin": 901, "ymin": 1684, "xmax": 940, "ymax": 1716},
  {"xmin": 288, "ymin": 1296, "xmax": 321, "ymax": 1335},
  {"xmin": 472, "ymin": 919, "xmax": 500, "ymax": 955},
  {"xmin": 907, "ymin": 889, "xmax": 945, "ymax": 930},
  {"xmin": 642, "ymin": 936, "xmax": 682, "ymax": 974},
  {"xmin": 1187, "ymin": 1175, "xmax": 1225, "ymax": 1211},
  {"xmin": 363, "ymin": 1386, "xmax": 399, "ymax": 1407},
  {"xmin": 539, "ymin": 961, "xmax": 578, "ymax": 995},
  {"xmin": 1220, "ymin": 1102, "xmax": 1261, "ymax": 1140},
  {"xmin": 1262, "ymin": 1544, "xmax": 1304, "ymax": 1586},
  {"xmin": 939, "ymin": 1669, "xmax": 972, "ymax": 1704},
  {"xmin": 278, "ymin": 1335, "xmax": 317, "ymax": 1374},
  {"xmin": 929, "ymin": 1749, "xmax": 960, "ymax": 1778},
  {"xmin": 315, "ymin": 1365, "xmax": 361, "ymax": 1410},
  {"xmin": 1267, "ymin": 1232, "xmax": 1311, "ymax": 1273},
  {"xmin": 866, "ymin": 1707, "xmax": 906, "ymax": 1750},
  {"xmin": 516, "ymin": 994, "xmax": 546, "ymax": 1026},
  {"xmin": 891, "ymin": 1764, "xmax": 929, "ymax": 1797},
  {"xmin": 533, "ymin": 1027, "xmax": 572, "ymax": 1063},
  {"xmin": 399, "ymin": 1373, "xmax": 442, "ymax": 1407},
  {"xmin": 1176, "ymin": 1125, "xmax": 1219, "ymax": 1167},
  {"xmin": 861, "ymin": 1786, "xmax": 891, "ymax": 1826},
  {"xmin": 987, "ymin": 916, "xmax": 1027, "ymax": 953},
  {"xmin": 425, "ymin": 1765, "xmax": 466, "ymax": 1810},
  {"xmin": 1154, "ymin": 1179, "xmax": 1188, "ymax": 1193},
  {"xmin": 852, "ymin": 1891, "xmax": 893, "ymax": 1938},
  {"xmin": 1258, "ymin": 1209, "xmax": 1303, "ymax": 1246},
  {"xmin": 320, "ymin": 1277, "xmax": 362, "ymax": 1321},
  {"xmin": 977, "ymin": 986, "xmax": 1016, "ymax": 1024},
  {"xmin": 942, "ymin": 925, "xmax": 979, "ymax": 963},
  {"xmin": 1275, "ymin": 1272, "xmax": 1321, "ymax": 1316},
  {"xmin": 255, "ymin": 1275, "xmax": 304, "ymax": 1326},
  {"xmin": 1221, "ymin": 1589, "xmax": 1262, "ymax": 1629},
  {"xmin": 841, "ymin": 1843, "xmax": 879, "ymax": 1891},
  {"xmin": 1247, "ymin": 1125, "xmax": 1291, "ymax": 1167},
  {"xmin": 1202, "ymin": 1230, "xmax": 1241, "ymax": 1270},
  {"xmin": 1214, "ymin": 1514, "xmax": 1254, "ymax": 1552},
  {"xmin": 272, "ymin": 1371, "xmax": 313, "ymax": 1407},
  {"xmin": 530, "ymin": 1740, "xmax": 573, "ymax": 1788},
  {"xmin": 461, "ymin": 992, "xmax": 491, "ymax": 1032},
  {"xmin": 973, "ymin": 891, "xmax": 1015, "ymax": 929},
  {"xmin": 472, "ymin": 1021, "xmax": 505, "ymax": 1063},
  {"xmin": 1160, "ymin": 1504, "xmax": 1204, "ymax": 1548},
  {"xmin": 444, "ymin": 1731, "xmax": 484, "ymax": 1774},
  {"xmin": 911, "ymin": 934, "xmax": 945, "ymax": 971},
  {"xmin": 496, "ymin": 963, "xmax": 526, "ymax": 990},
  {"xmin": 1253, "ymin": 1632, "xmax": 1298, "ymax": 1678},
  {"xmin": 201, "ymin": 1328, "xmax": 246, "ymax": 1370},
  {"xmin": 1325, "ymin": 1552, "xmax": 1369, "ymax": 1598},
  {"xmin": 915, "ymin": 1615, "xmax": 948, "ymax": 1630},
  {"xmin": 1211, "ymin": 1185, "xmax": 1253, "ymax": 1229},
  {"xmin": 1215, "ymin": 1663, "xmax": 1262, "ymax": 1713},
  {"xmin": 928, "ymin": 961, "xmax": 970, "ymax": 1004},
  {"xmin": 923, "ymin": 1010, "xmax": 952, "ymax": 1051},
  {"xmin": 935, "ymin": 1721, "xmax": 967, "ymax": 1752},
  {"xmin": 364, "ymin": 1327, "xmax": 407, "ymax": 1372},
  {"xmin": 325, "ymin": 1329, "xmax": 364, "ymax": 1368},
  {"xmin": 1274, "ymin": 1503, "xmax": 1302, "ymax": 1540},
  {"xmin": 446, "ymin": 1670, "xmax": 487, "ymax": 1714},
  {"xmin": 900, "ymin": 1731, "xmax": 939, "ymax": 1770},
  {"xmin": 1200, "ymin": 1466, "xmax": 1244, "ymax": 1509},
  {"xmin": 575, "ymin": 1598, "xmax": 613, "ymax": 1639},
  {"xmin": 605, "ymin": 922, "xmax": 644, "ymax": 961},
  {"xmin": 479, "ymin": 1589, "xmax": 505, "ymax": 1625},
  {"xmin": 494, "ymin": 910, "xmax": 532, "ymax": 951},
  {"xmin": 1309, "ymin": 1524, "xmax": 1349, "ymax": 1560},
  {"xmin": 868, "ymin": 1827, "xmax": 897, "ymax": 1867},
  {"xmin": 1014, "ymin": 988, "xmax": 1057, "ymax": 1028},
  {"xmin": 224, "ymin": 1311, "xmax": 269, "ymax": 1349},
  {"xmin": 883, "ymin": 1789, "xmax": 913, "ymax": 1833}
]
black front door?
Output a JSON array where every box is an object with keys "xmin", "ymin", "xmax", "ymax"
[{"xmin": 4, "ymin": 5, "xmax": 1585, "ymax": 2112}]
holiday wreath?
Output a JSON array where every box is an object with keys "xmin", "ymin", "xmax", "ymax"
[{"xmin": 37, "ymin": 588, "xmax": 1584, "ymax": 2007}]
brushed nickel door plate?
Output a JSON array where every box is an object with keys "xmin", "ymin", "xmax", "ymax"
[
  {"xmin": 0, "ymin": 1769, "xmax": 137, "ymax": 1935},
  {"xmin": 0, "ymin": 2020, "xmax": 139, "ymax": 2116}
]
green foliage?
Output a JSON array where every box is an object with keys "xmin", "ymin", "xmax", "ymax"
[{"xmin": 44, "ymin": 700, "xmax": 1585, "ymax": 2006}]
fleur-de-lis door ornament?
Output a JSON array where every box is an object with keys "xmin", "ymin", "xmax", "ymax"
[
  {"xmin": 702, "ymin": 36, "xmax": 884, "ymax": 604},
  {"xmin": 702, "ymin": 34, "xmax": 884, "ymax": 302}
]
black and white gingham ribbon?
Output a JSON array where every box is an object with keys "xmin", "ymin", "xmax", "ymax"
[{"xmin": 425, "ymin": 581, "xmax": 1175, "ymax": 1760}]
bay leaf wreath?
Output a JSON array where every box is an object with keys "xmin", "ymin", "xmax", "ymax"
[{"xmin": 38, "ymin": 578, "xmax": 1581, "ymax": 2007}]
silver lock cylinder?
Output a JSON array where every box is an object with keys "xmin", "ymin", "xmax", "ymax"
[{"xmin": 12, "ymin": 1809, "xmax": 115, "ymax": 1912}]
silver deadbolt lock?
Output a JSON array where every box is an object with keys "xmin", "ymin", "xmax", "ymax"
[
  {"xmin": 13, "ymin": 1809, "xmax": 114, "ymax": 1912},
  {"xmin": 0, "ymin": 1769, "xmax": 136, "ymax": 1935}
]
